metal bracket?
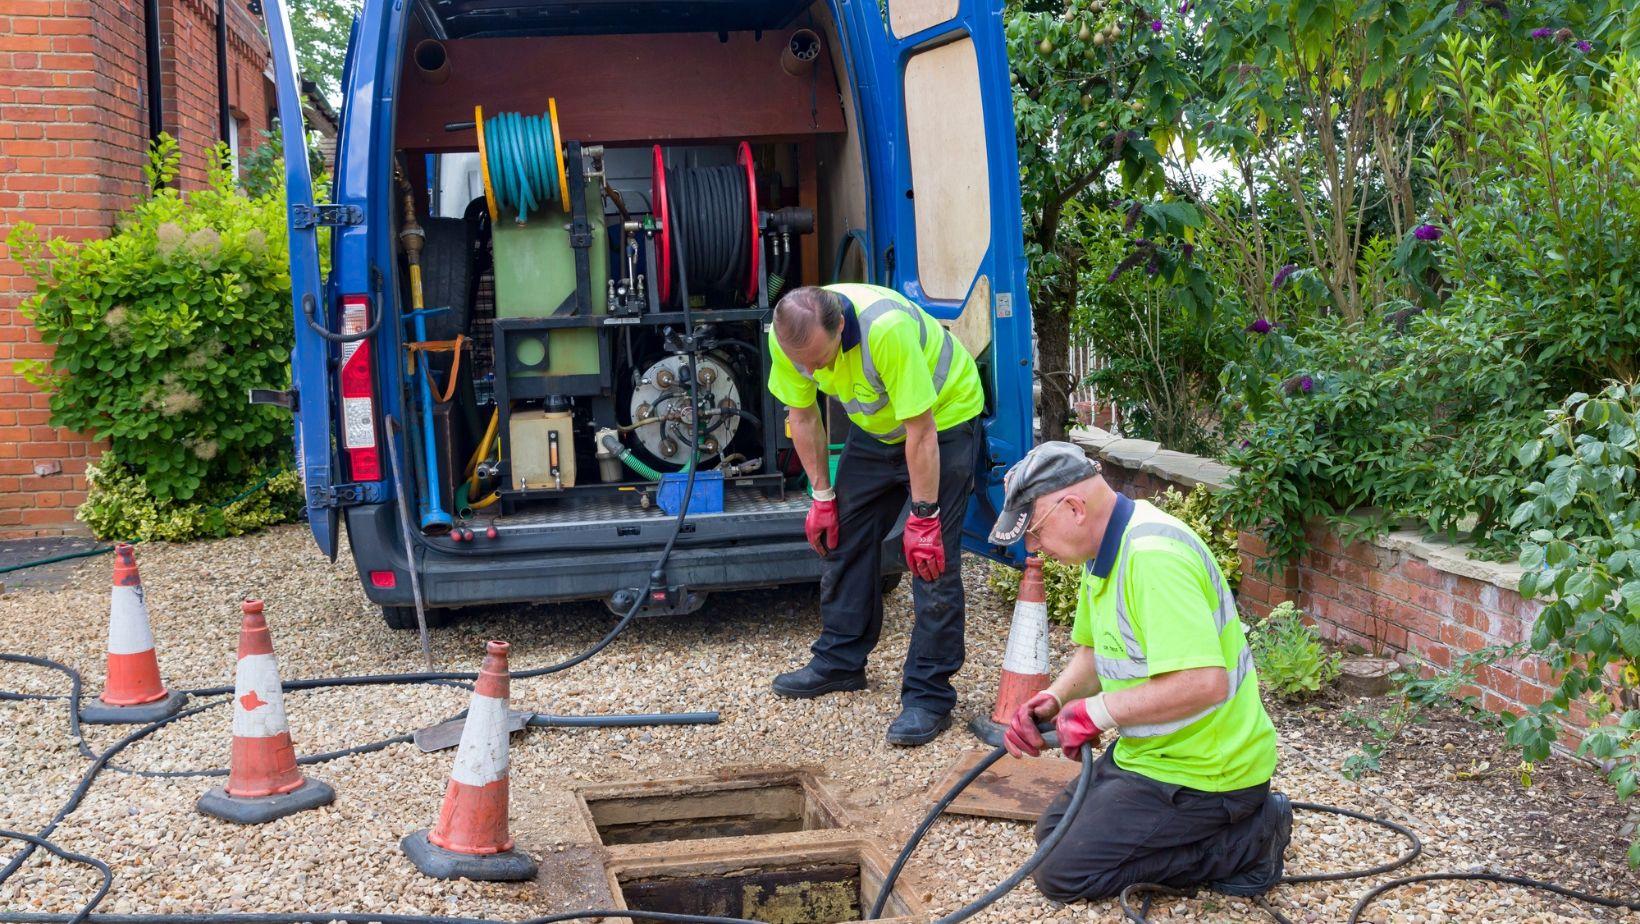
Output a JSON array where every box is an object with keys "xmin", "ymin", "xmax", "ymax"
[
  {"xmin": 307, "ymin": 482, "xmax": 369, "ymax": 509},
  {"xmin": 292, "ymin": 204, "xmax": 364, "ymax": 230},
  {"xmin": 248, "ymin": 388, "xmax": 297, "ymax": 411}
]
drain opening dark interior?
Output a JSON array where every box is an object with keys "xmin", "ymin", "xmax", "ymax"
[
  {"xmin": 617, "ymin": 856, "xmax": 911, "ymax": 924},
  {"xmin": 587, "ymin": 778, "xmax": 835, "ymax": 845}
]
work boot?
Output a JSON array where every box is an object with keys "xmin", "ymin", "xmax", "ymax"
[
  {"xmin": 771, "ymin": 662, "xmax": 867, "ymax": 699},
  {"xmin": 1210, "ymin": 792, "xmax": 1292, "ymax": 897},
  {"xmin": 886, "ymin": 706, "xmax": 952, "ymax": 747}
]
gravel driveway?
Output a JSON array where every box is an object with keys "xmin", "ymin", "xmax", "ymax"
[{"xmin": 1, "ymin": 524, "xmax": 1635, "ymax": 923}]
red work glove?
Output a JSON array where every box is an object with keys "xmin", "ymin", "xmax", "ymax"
[
  {"xmin": 903, "ymin": 514, "xmax": 945, "ymax": 581},
  {"xmin": 1003, "ymin": 691, "xmax": 1062, "ymax": 758},
  {"xmin": 806, "ymin": 498, "xmax": 839, "ymax": 557},
  {"xmin": 1055, "ymin": 697, "xmax": 1108, "ymax": 761}
]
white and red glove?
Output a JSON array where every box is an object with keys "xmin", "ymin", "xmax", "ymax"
[{"xmin": 1055, "ymin": 694, "xmax": 1118, "ymax": 760}]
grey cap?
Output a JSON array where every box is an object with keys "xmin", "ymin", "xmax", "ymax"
[{"xmin": 988, "ymin": 441, "xmax": 1102, "ymax": 545}]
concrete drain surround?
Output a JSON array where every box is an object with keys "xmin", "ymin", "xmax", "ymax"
[
  {"xmin": 575, "ymin": 769, "xmax": 924, "ymax": 923},
  {"xmin": 609, "ymin": 841, "xmax": 918, "ymax": 924},
  {"xmin": 580, "ymin": 769, "xmax": 840, "ymax": 846}
]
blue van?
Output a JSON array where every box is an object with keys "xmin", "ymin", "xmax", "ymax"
[{"xmin": 261, "ymin": 0, "xmax": 1034, "ymax": 628}]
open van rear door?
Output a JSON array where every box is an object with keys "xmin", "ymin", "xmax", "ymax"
[
  {"xmin": 263, "ymin": 0, "xmax": 340, "ymax": 560},
  {"xmin": 837, "ymin": 0, "xmax": 1034, "ymax": 562}
]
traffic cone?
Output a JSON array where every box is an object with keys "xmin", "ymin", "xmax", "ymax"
[
  {"xmin": 402, "ymin": 640, "xmax": 536, "ymax": 881},
  {"xmin": 969, "ymin": 557, "xmax": 1058, "ymax": 747},
  {"xmin": 197, "ymin": 599, "xmax": 334, "ymax": 824},
  {"xmin": 80, "ymin": 543, "xmax": 187, "ymax": 725}
]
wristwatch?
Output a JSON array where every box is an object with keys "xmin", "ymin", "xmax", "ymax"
[{"xmin": 911, "ymin": 501, "xmax": 939, "ymax": 519}]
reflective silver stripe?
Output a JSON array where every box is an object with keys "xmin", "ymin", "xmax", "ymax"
[
  {"xmin": 854, "ymin": 297, "xmax": 954, "ymax": 403},
  {"xmin": 1093, "ymin": 513, "xmax": 1255, "ymax": 737},
  {"xmin": 1120, "ymin": 646, "xmax": 1255, "ymax": 738},
  {"xmin": 840, "ymin": 394, "xmax": 891, "ymax": 415}
]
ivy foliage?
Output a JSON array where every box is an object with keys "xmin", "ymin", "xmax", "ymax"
[{"xmin": 6, "ymin": 136, "xmax": 295, "ymax": 506}]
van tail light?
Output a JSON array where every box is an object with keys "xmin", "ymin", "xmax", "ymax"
[{"xmin": 339, "ymin": 295, "xmax": 382, "ymax": 481}]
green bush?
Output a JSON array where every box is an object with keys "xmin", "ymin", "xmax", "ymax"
[
  {"xmin": 5, "ymin": 135, "xmax": 294, "ymax": 504},
  {"xmin": 79, "ymin": 455, "xmax": 303, "ymax": 543},
  {"xmin": 1249, "ymin": 602, "xmax": 1341, "ymax": 700},
  {"xmin": 1221, "ymin": 53, "xmax": 1640, "ymax": 563},
  {"xmin": 1506, "ymin": 382, "xmax": 1640, "ymax": 862}
]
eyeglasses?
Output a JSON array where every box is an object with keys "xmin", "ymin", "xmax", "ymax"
[{"xmin": 1025, "ymin": 495, "xmax": 1069, "ymax": 542}]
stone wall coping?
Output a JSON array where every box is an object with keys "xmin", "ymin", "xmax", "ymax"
[{"xmin": 1068, "ymin": 426, "xmax": 1526, "ymax": 594}]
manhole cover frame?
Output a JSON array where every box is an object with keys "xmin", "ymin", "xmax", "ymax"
[{"xmin": 573, "ymin": 766, "xmax": 850, "ymax": 848}]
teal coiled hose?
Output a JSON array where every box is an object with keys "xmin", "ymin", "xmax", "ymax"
[{"xmin": 483, "ymin": 110, "xmax": 560, "ymax": 223}]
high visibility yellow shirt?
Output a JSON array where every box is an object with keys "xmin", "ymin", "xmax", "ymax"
[
  {"xmin": 766, "ymin": 283, "xmax": 984, "ymax": 443},
  {"xmin": 1072, "ymin": 495, "xmax": 1279, "ymax": 792}
]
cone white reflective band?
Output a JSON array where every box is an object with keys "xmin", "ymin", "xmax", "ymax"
[
  {"xmin": 450, "ymin": 693, "xmax": 510, "ymax": 786},
  {"xmin": 1001, "ymin": 600, "xmax": 1050, "ymax": 675},
  {"xmin": 231, "ymin": 653, "xmax": 290, "ymax": 739},
  {"xmin": 107, "ymin": 585, "xmax": 155, "ymax": 655}
]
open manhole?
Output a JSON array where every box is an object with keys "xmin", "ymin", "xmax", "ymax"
[
  {"xmin": 580, "ymin": 769, "xmax": 839, "ymax": 846},
  {"xmin": 613, "ymin": 843, "xmax": 918, "ymax": 923}
]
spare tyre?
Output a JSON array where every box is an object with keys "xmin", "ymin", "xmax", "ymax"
[{"xmin": 416, "ymin": 216, "xmax": 474, "ymax": 342}]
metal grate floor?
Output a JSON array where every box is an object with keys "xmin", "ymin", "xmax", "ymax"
[{"xmin": 496, "ymin": 487, "xmax": 807, "ymax": 531}]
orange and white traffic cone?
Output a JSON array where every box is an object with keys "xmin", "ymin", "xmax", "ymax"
[
  {"xmin": 197, "ymin": 599, "xmax": 334, "ymax": 824},
  {"xmin": 969, "ymin": 557, "xmax": 1058, "ymax": 747},
  {"xmin": 81, "ymin": 543, "xmax": 187, "ymax": 725},
  {"xmin": 402, "ymin": 640, "xmax": 536, "ymax": 881}
]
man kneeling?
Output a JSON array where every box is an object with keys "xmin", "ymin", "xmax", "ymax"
[{"xmin": 988, "ymin": 442, "xmax": 1292, "ymax": 903}]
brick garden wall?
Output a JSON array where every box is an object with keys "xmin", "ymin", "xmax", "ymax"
[
  {"xmin": 0, "ymin": 0, "xmax": 270, "ymax": 537},
  {"xmin": 1073, "ymin": 428, "xmax": 1591, "ymax": 748}
]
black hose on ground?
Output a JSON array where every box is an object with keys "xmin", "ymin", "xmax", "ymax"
[{"xmin": 6, "ymin": 650, "xmax": 1640, "ymax": 924}]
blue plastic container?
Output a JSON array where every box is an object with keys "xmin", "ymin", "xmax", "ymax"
[{"xmin": 657, "ymin": 470, "xmax": 724, "ymax": 516}]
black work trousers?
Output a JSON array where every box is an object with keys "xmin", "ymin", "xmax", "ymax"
[
  {"xmin": 809, "ymin": 416, "xmax": 981, "ymax": 714},
  {"xmin": 1031, "ymin": 747, "xmax": 1277, "ymax": 902}
]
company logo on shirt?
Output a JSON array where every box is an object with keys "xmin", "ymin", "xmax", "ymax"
[{"xmin": 854, "ymin": 383, "xmax": 878, "ymax": 401}]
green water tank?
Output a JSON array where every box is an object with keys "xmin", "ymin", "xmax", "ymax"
[{"xmin": 492, "ymin": 184, "xmax": 608, "ymax": 380}]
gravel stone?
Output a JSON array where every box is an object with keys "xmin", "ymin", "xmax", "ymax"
[{"xmin": 1, "ymin": 525, "xmax": 1635, "ymax": 921}]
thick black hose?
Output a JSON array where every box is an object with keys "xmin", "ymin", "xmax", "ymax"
[
  {"xmin": 0, "ymin": 829, "xmax": 111, "ymax": 924},
  {"xmin": 1346, "ymin": 872, "xmax": 1640, "ymax": 922},
  {"xmin": 865, "ymin": 744, "xmax": 1096, "ymax": 922},
  {"xmin": 528, "ymin": 711, "xmax": 719, "ymax": 728},
  {"xmin": 666, "ymin": 163, "xmax": 749, "ymax": 303}
]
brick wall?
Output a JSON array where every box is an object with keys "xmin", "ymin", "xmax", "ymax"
[
  {"xmin": 1073, "ymin": 427, "xmax": 1597, "ymax": 752},
  {"xmin": 0, "ymin": 0, "xmax": 271, "ymax": 537}
]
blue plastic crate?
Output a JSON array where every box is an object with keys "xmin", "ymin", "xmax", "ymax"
[{"xmin": 657, "ymin": 470, "xmax": 724, "ymax": 516}]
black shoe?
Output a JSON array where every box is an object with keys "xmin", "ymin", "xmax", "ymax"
[
  {"xmin": 771, "ymin": 663, "xmax": 867, "ymax": 699},
  {"xmin": 886, "ymin": 706, "xmax": 953, "ymax": 747},
  {"xmin": 1211, "ymin": 792, "xmax": 1292, "ymax": 897}
]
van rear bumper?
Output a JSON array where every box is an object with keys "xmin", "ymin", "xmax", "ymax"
[{"xmin": 344, "ymin": 503, "xmax": 828, "ymax": 608}]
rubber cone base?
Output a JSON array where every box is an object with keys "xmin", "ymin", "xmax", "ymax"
[
  {"xmin": 197, "ymin": 777, "xmax": 335, "ymax": 825},
  {"xmin": 80, "ymin": 690, "xmax": 188, "ymax": 726},
  {"xmin": 401, "ymin": 829, "xmax": 537, "ymax": 881},
  {"xmin": 968, "ymin": 714, "xmax": 1061, "ymax": 749}
]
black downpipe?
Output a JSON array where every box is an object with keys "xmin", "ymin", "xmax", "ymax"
[
  {"xmin": 216, "ymin": 0, "xmax": 232, "ymax": 153},
  {"xmin": 143, "ymin": 0, "xmax": 164, "ymax": 152}
]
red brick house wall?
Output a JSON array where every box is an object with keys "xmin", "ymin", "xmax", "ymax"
[{"xmin": 0, "ymin": 0, "xmax": 272, "ymax": 537}]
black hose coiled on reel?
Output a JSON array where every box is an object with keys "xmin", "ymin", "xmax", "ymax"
[{"xmin": 665, "ymin": 163, "xmax": 750, "ymax": 302}]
